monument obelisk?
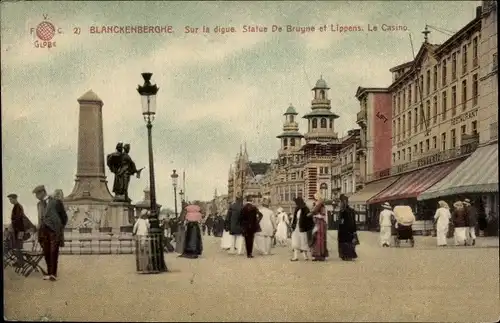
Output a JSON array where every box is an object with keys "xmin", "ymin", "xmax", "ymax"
[{"xmin": 64, "ymin": 90, "xmax": 115, "ymax": 228}]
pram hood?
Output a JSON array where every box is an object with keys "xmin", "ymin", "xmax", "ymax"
[{"xmin": 393, "ymin": 205, "xmax": 416, "ymax": 225}]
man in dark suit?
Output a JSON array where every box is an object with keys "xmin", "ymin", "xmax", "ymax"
[
  {"xmin": 240, "ymin": 195, "xmax": 261, "ymax": 258},
  {"xmin": 228, "ymin": 195, "xmax": 244, "ymax": 254},
  {"xmin": 33, "ymin": 185, "xmax": 68, "ymax": 281},
  {"xmin": 8, "ymin": 193, "xmax": 34, "ymax": 267}
]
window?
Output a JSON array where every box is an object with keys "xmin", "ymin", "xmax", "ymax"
[
  {"xmin": 462, "ymin": 44, "xmax": 468, "ymax": 74},
  {"xmin": 392, "ymin": 95, "xmax": 396, "ymax": 116},
  {"xmin": 320, "ymin": 90, "xmax": 325, "ymax": 99},
  {"xmin": 461, "ymin": 124, "xmax": 466, "ymax": 135},
  {"xmin": 462, "ymin": 80, "xmax": 467, "ymax": 111},
  {"xmin": 451, "ymin": 129, "xmax": 456, "ymax": 148},
  {"xmin": 442, "ymin": 90, "xmax": 448, "ymax": 120},
  {"xmin": 426, "ymin": 70, "xmax": 431, "ymax": 95},
  {"xmin": 432, "ymin": 136, "xmax": 437, "ymax": 149},
  {"xmin": 408, "ymin": 84, "xmax": 412, "ymax": 106},
  {"xmin": 402, "ymin": 91, "xmax": 406, "ymax": 111},
  {"xmin": 473, "ymin": 37, "xmax": 478, "ymax": 67},
  {"xmin": 414, "ymin": 108, "xmax": 418, "ymax": 132},
  {"xmin": 419, "ymin": 75, "xmax": 424, "ymax": 99},
  {"xmin": 312, "ymin": 118, "xmax": 318, "ymax": 128},
  {"xmin": 452, "ymin": 52, "xmax": 457, "ymax": 80},
  {"xmin": 320, "ymin": 183, "xmax": 328, "ymax": 199},
  {"xmin": 472, "ymin": 121, "xmax": 477, "ymax": 135},
  {"xmin": 397, "ymin": 93, "xmax": 401, "ymax": 114},
  {"xmin": 425, "ymin": 139, "xmax": 430, "ymax": 151},
  {"xmin": 442, "ymin": 60, "xmax": 447, "ymax": 86},
  {"xmin": 402, "ymin": 116, "xmax": 406, "ymax": 139},
  {"xmin": 320, "ymin": 118, "xmax": 327, "ymax": 128},
  {"xmin": 426, "ymin": 100, "xmax": 431, "ymax": 126},
  {"xmin": 441, "ymin": 132, "xmax": 447, "ymax": 150},
  {"xmin": 413, "ymin": 144, "xmax": 417, "ymax": 154},
  {"xmin": 392, "ymin": 120, "xmax": 396, "ymax": 143},
  {"xmin": 451, "ymin": 86, "xmax": 457, "ymax": 116},
  {"xmin": 408, "ymin": 112, "xmax": 412, "ymax": 136},
  {"xmin": 402, "ymin": 149, "xmax": 406, "ymax": 161},
  {"xmin": 419, "ymin": 141, "xmax": 423, "ymax": 153},
  {"xmin": 397, "ymin": 118, "xmax": 401, "ymax": 141},
  {"xmin": 433, "ymin": 66, "xmax": 438, "ymax": 90},
  {"xmin": 414, "ymin": 82, "xmax": 418, "ymax": 103},
  {"xmin": 420, "ymin": 109, "xmax": 425, "ymax": 131},
  {"xmin": 290, "ymin": 138, "xmax": 295, "ymax": 146},
  {"xmin": 408, "ymin": 147, "xmax": 412, "ymax": 161},
  {"xmin": 472, "ymin": 74, "xmax": 478, "ymax": 106},
  {"xmin": 283, "ymin": 138, "xmax": 288, "ymax": 147},
  {"xmin": 433, "ymin": 96, "xmax": 438, "ymax": 124},
  {"xmin": 329, "ymin": 118, "xmax": 333, "ymax": 128},
  {"xmin": 397, "ymin": 151, "xmax": 400, "ymax": 161},
  {"xmin": 392, "ymin": 153, "xmax": 395, "ymax": 163}
]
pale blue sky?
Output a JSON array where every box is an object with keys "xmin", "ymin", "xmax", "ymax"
[{"xmin": 1, "ymin": 0, "xmax": 480, "ymax": 223}]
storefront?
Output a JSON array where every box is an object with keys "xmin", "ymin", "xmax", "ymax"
[
  {"xmin": 367, "ymin": 160, "xmax": 462, "ymax": 219},
  {"xmin": 349, "ymin": 176, "xmax": 401, "ymax": 229},
  {"xmin": 418, "ymin": 143, "xmax": 498, "ymax": 235}
]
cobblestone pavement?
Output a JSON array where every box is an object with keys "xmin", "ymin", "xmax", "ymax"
[{"xmin": 4, "ymin": 231, "xmax": 499, "ymax": 322}]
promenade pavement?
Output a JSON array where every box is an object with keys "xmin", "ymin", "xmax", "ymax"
[{"xmin": 4, "ymin": 231, "xmax": 499, "ymax": 322}]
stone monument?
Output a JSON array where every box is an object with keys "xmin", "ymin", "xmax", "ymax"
[{"xmin": 64, "ymin": 90, "xmax": 128, "ymax": 230}]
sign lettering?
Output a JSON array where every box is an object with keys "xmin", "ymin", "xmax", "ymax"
[{"xmin": 451, "ymin": 109, "xmax": 478, "ymax": 126}]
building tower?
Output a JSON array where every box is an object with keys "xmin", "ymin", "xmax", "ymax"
[
  {"xmin": 301, "ymin": 77, "xmax": 342, "ymax": 200},
  {"xmin": 273, "ymin": 104, "xmax": 305, "ymax": 211},
  {"xmin": 64, "ymin": 90, "xmax": 114, "ymax": 228}
]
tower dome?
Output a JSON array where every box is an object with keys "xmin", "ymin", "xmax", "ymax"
[{"xmin": 312, "ymin": 76, "xmax": 330, "ymax": 90}]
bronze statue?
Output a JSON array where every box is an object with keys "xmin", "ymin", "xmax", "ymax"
[{"xmin": 107, "ymin": 142, "xmax": 144, "ymax": 202}]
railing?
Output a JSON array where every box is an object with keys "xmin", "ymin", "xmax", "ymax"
[
  {"xmin": 366, "ymin": 137, "xmax": 479, "ymax": 182},
  {"xmin": 356, "ymin": 110, "xmax": 367, "ymax": 123},
  {"xmin": 490, "ymin": 122, "xmax": 498, "ymax": 140},
  {"xmin": 312, "ymin": 98, "xmax": 331, "ymax": 105}
]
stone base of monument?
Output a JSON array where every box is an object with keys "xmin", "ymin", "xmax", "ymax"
[{"xmin": 105, "ymin": 202, "xmax": 135, "ymax": 230}]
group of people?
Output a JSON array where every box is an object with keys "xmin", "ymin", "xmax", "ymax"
[
  {"xmin": 378, "ymin": 197, "xmax": 481, "ymax": 247},
  {"xmin": 219, "ymin": 192, "xmax": 359, "ymax": 262},
  {"xmin": 201, "ymin": 214, "xmax": 224, "ymax": 237}
]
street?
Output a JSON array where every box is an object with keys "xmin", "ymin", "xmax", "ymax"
[{"xmin": 4, "ymin": 231, "xmax": 499, "ymax": 322}]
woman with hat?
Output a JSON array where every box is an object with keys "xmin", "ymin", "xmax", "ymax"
[
  {"xmin": 179, "ymin": 204, "xmax": 203, "ymax": 259},
  {"xmin": 452, "ymin": 201, "xmax": 469, "ymax": 246},
  {"xmin": 133, "ymin": 209, "xmax": 151, "ymax": 270},
  {"xmin": 274, "ymin": 207, "xmax": 289, "ymax": 246},
  {"xmin": 308, "ymin": 192, "xmax": 329, "ymax": 261},
  {"xmin": 434, "ymin": 200, "xmax": 451, "ymax": 247},
  {"xmin": 379, "ymin": 202, "xmax": 394, "ymax": 247}
]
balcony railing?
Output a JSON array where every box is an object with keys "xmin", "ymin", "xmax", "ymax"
[
  {"xmin": 366, "ymin": 136, "xmax": 479, "ymax": 182},
  {"xmin": 490, "ymin": 122, "xmax": 498, "ymax": 140}
]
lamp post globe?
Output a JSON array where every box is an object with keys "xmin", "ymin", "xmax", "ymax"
[
  {"xmin": 171, "ymin": 170, "xmax": 179, "ymax": 218},
  {"xmin": 137, "ymin": 72, "xmax": 166, "ymax": 273}
]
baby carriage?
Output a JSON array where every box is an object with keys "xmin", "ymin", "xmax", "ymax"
[{"xmin": 392, "ymin": 205, "xmax": 415, "ymax": 247}]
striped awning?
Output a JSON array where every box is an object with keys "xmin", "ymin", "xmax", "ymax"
[
  {"xmin": 418, "ymin": 144, "xmax": 499, "ymax": 200},
  {"xmin": 349, "ymin": 176, "xmax": 400, "ymax": 205},
  {"xmin": 368, "ymin": 160, "xmax": 462, "ymax": 205}
]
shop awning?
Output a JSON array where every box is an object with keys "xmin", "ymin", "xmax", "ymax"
[
  {"xmin": 349, "ymin": 176, "xmax": 400, "ymax": 205},
  {"xmin": 368, "ymin": 160, "xmax": 462, "ymax": 205},
  {"xmin": 418, "ymin": 144, "xmax": 498, "ymax": 201}
]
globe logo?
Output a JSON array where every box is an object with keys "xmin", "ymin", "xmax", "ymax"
[{"xmin": 36, "ymin": 21, "xmax": 56, "ymax": 41}]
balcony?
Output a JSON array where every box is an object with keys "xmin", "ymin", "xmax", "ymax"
[
  {"xmin": 366, "ymin": 136, "xmax": 479, "ymax": 182},
  {"xmin": 341, "ymin": 163, "xmax": 359, "ymax": 174},
  {"xmin": 356, "ymin": 110, "xmax": 367, "ymax": 127},
  {"xmin": 312, "ymin": 98, "xmax": 331, "ymax": 106}
]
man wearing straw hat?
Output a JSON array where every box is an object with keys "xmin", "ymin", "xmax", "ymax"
[
  {"xmin": 463, "ymin": 198, "xmax": 477, "ymax": 246},
  {"xmin": 379, "ymin": 202, "xmax": 394, "ymax": 247},
  {"xmin": 33, "ymin": 185, "xmax": 68, "ymax": 281}
]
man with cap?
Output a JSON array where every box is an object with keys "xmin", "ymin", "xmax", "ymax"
[
  {"xmin": 8, "ymin": 193, "xmax": 28, "ymax": 266},
  {"xmin": 33, "ymin": 185, "xmax": 68, "ymax": 281},
  {"xmin": 239, "ymin": 195, "xmax": 261, "ymax": 258},
  {"xmin": 464, "ymin": 198, "xmax": 477, "ymax": 246},
  {"xmin": 379, "ymin": 202, "xmax": 394, "ymax": 247}
]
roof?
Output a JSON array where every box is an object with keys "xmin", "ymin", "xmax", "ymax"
[
  {"xmin": 303, "ymin": 110, "xmax": 339, "ymax": 118},
  {"xmin": 349, "ymin": 176, "xmax": 401, "ymax": 205},
  {"xmin": 78, "ymin": 89, "xmax": 102, "ymax": 102},
  {"xmin": 418, "ymin": 144, "xmax": 498, "ymax": 200},
  {"xmin": 276, "ymin": 131, "xmax": 303, "ymax": 138},
  {"xmin": 249, "ymin": 162, "xmax": 271, "ymax": 176},
  {"xmin": 355, "ymin": 87, "xmax": 389, "ymax": 99},
  {"xmin": 284, "ymin": 104, "xmax": 298, "ymax": 115},
  {"xmin": 312, "ymin": 77, "xmax": 329, "ymax": 90},
  {"xmin": 389, "ymin": 61, "xmax": 413, "ymax": 73}
]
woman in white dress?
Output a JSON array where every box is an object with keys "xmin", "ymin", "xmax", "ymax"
[
  {"xmin": 290, "ymin": 197, "xmax": 314, "ymax": 261},
  {"xmin": 275, "ymin": 207, "xmax": 289, "ymax": 246},
  {"xmin": 434, "ymin": 200, "xmax": 451, "ymax": 246},
  {"xmin": 220, "ymin": 209, "xmax": 233, "ymax": 250}
]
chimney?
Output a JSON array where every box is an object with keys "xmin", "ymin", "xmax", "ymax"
[{"xmin": 476, "ymin": 6, "xmax": 482, "ymax": 18}]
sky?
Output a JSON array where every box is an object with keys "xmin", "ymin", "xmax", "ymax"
[{"xmin": 1, "ymin": 0, "xmax": 480, "ymax": 224}]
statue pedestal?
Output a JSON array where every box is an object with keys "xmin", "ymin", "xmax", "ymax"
[{"xmin": 105, "ymin": 202, "xmax": 134, "ymax": 230}]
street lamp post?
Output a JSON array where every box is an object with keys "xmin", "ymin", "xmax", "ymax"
[
  {"xmin": 179, "ymin": 189, "xmax": 185, "ymax": 206},
  {"xmin": 171, "ymin": 170, "xmax": 179, "ymax": 218},
  {"xmin": 137, "ymin": 72, "xmax": 167, "ymax": 273}
]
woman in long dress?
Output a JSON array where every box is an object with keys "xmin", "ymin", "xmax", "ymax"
[
  {"xmin": 275, "ymin": 207, "xmax": 289, "ymax": 246},
  {"xmin": 434, "ymin": 200, "xmax": 451, "ymax": 246},
  {"xmin": 309, "ymin": 192, "xmax": 329, "ymax": 261},
  {"xmin": 452, "ymin": 201, "xmax": 469, "ymax": 246},
  {"xmin": 180, "ymin": 205, "xmax": 203, "ymax": 259},
  {"xmin": 220, "ymin": 209, "xmax": 233, "ymax": 250},
  {"xmin": 337, "ymin": 194, "xmax": 358, "ymax": 261},
  {"xmin": 290, "ymin": 197, "xmax": 313, "ymax": 261}
]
